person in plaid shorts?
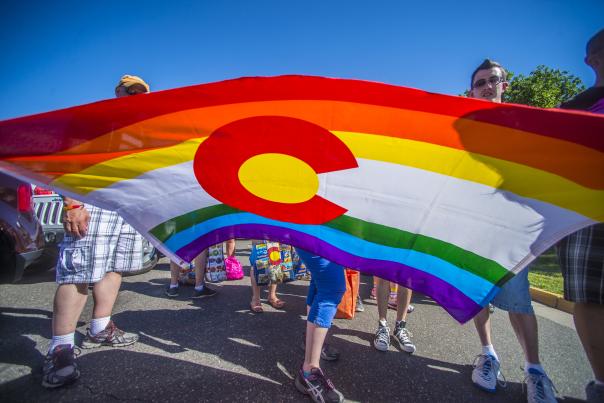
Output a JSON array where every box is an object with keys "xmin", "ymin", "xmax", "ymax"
[
  {"xmin": 557, "ymin": 28, "xmax": 604, "ymax": 403},
  {"xmin": 42, "ymin": 75, "xmax": 150, "ymax": 389}
]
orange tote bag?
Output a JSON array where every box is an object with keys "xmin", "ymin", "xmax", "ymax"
[{"xmin": 335, "ymin": 269, "xmax": 360, "ymax": 319}]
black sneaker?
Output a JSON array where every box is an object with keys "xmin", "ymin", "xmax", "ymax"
[
  {"xmin": 165, "ymin": 286, "xmax": 179, "ymax": 297},
  {"xmin": 192, "ymin": 286, "xmax": 217, "ymax": 299},
  {"xmin": 586, "ymin": 380, "xmax": 604, "ymax": 403},
  {"xmin": 299, "ymin": 340, "xmax": 340, "ymax": 361},
  {"xmin": 81, "ymin": 321, "xmax": 139, "ymax": 349},
  {"xmin": 42, "ymin": 344, "xmax": 80, "ymax": 388},
  {"xmin": 295, "ymin": 367, "xmax": 344, "ymax": 403}
]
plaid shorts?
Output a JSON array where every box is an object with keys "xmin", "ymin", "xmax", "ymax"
[
  {"xmin": 556, "ymin": 223, "xmax": 604, "ymax": 304},
  {"xmin": 56, "ymin": 204, "xmax": 143, "ymax": 284}
]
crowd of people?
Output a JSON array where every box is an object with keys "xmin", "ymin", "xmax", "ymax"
[{"xmin": 39, "ymin": 29, "xmax": 604, "ymax": 403}]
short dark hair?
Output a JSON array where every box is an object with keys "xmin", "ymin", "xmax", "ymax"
[
  {"xmin": 586, "ymin": 28, "xmax": 604, "ymax": 56},
  {"xmin": 471, "ymin": 59, "xmax": 507, "ymax": 88}
]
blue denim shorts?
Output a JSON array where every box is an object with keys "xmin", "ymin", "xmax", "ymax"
[
  {"xmin": 295, "ymin": 249, "xmax": 346, "ymax": 328},
  {"xmin": 491, "ymin": 267, "xmax": 534, "ymax": 314}
]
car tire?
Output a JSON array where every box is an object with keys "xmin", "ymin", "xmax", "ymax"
[{"xmin": 0, "ymin": 232, "xmax": 18, "ymax": 283}]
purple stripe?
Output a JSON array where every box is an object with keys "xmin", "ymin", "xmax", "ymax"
[{"xmin": 175, "ymin": 224, "xmax": 483, "ymax": 323}]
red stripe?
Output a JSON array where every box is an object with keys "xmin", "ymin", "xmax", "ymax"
[{"xmin": 1, "ymin": 75, "xmax": 603, "ymax": 157}]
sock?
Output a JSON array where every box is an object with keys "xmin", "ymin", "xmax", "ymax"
[
  {"xmin": 379, "ymin": 319, "xmax": 388, "ymax": 328},
  {"xmin": 169, "ymin": 283, "xmax": 179, "ymax": 289},
  {"xmin": 90, "ymin": 316, "xmax": 111, "ymax": 335},
  {"xmin": 482, "ymin": 344, "xmax": 499, "ymax": 361},
  {"xmin": 395, "ymin": 320, "xmax": 406, "ymax": 328},
  {"xmin": 595, "ymin": 379, "xmax": 604, "ymax": 387},
  {"xmin": 49, "ymin": 333, "xmax": 75, "ymax": 353},
  {"xmin": 194, "ymin": 284, "xmax": 205, "ymax": 292},
  {"xmin": 303, "ymin": 370, "xmax": 312, "ymax": 378},
  {"xmin": 525, "ymin": 362, "xmax": 545, "ymax": 374}
]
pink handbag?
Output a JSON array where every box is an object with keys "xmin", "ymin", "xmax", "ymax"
[{"xmin": 225, "ymin": 256, "xmax": 244, "ymax": 280}]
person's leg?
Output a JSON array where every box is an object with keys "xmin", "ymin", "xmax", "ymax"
[
  {"xmin": 192, "ymin": 249, "xmax": 216, "ymax": 298},
  {"xmin": 395, "ymin": 285, "xmax": 412, "ymax": 322},
  {"xmin": 250, "ymin": 267, "xmax": 263, "ymax": 312},
  {"xmin": 473, "ymin": 307, "xmax": 493, "ymax": 348},
  {"xmin": 44, "ymin": 284, "xmax": 87, "ymax": 388},
  {"xmin": 267, "ymin": 283, "xmax": 285, "ymax": 308},
  {"xmin": 298, "ymin": 250, "xmax": 346, "ymax": 370},
  {"xmin": 193, "ymin": 249, "xmax": 209, "ymax": 288},
  {"xmin": 295, "ymin": 249, "xmax": 345, "ymax": 402},
  {"xmin": 91, "ymin": 272, "xmax": 122, "ymax": 319},
  {"xmin": 52, "ymin": 283, "xmax": 89, "ymax": 341},
  {"xmin": 85, "ymin": 214, "xmax": 141, "ymax": 346},
  {"xmin": 508, "ymin": 312, "xmax": 540, "ymax": 364},
  {"xmin": 558, "ymin": 223, "xmax": 604, "ymax": 392},
  {"xmin": 170, "ymin": 261, "xmax": 180, "ymax": 286},
  {"xmin": 165, "ymin": 261, "xmax": 181, "ymax": 297},
  {"xmin": 376, "ymin": 277, "xmax": 390, "ymax": 322},
  {"xmin": 393, "ymin": 285, "xmax": 415, "ymax": 353},
  {"xmin": 574, "ymin": 303, "xmax": 604, "ymax": 382},
  {"xmin": 374, "ymin": 277, "xmax": 391, "ymax": 351},
  {"xmin": 225, "ymin": 239, "xmax": 236, "ymax": 257}
]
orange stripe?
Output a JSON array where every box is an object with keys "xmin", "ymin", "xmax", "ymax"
[{"xmin": 8, "ymin": 100, "xmax": 603, "ymax": 188}]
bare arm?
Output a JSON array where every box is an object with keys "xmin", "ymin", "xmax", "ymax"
[{"xmin": 62, "ymin": 196, "xmax": 90, "ymax": 239}]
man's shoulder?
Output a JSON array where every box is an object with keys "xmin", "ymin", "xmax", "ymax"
[{"xmin": 560, "ymin": 87, "xmax": 604, "ymax": 111}]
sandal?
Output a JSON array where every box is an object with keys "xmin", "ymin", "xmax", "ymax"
[
  {"xmin": 250, "ymin": 300, "xmax": 264, "ymax": 313},
  {"xmin": 268, "ymin": 298, "xmax": 285, "ymax": 309}
]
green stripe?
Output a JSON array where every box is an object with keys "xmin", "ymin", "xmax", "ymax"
[
  {"xmin": 325, "ymin": 215, "xmax": 510, "ymax": 285},
  {"xmin": 150, "ymin": 204, "xmax": 241, "ymax": 241},
  {"xmin": 150, "ymin": 204, "xmax": 512, "ymax": 284}
]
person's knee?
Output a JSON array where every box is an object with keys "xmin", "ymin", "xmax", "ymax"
[{"xmin": 316, "ymin": 289, "xmax": 346, "ymax": 306}]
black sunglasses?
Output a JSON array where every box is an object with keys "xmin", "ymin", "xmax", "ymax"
[{"xmin": 473, "ymin": 76, "xmax": 505, "ymax": 89}]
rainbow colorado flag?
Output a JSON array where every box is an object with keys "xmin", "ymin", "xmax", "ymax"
[{"xmin": 1, "ymin": 76, "xmax": 602, "ymax": 323}]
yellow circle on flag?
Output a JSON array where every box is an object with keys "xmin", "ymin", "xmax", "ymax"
[{"xmin": 238, "ymin": 153, "xmax": 319, "ymax": 204}]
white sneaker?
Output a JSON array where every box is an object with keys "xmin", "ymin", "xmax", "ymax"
[
  {"xmin": 524, "ymin": 369, "xmax": 557, "ymax": 403},
  {"xmin": 393, "ymin": 322, "xmax": 415, "ymax": 353},
  {"xmin": 472, "ymin": 354, "xmax": 504, "ymax": 392},
  {"xmin": 373, "ymin": 322, "xmax": 390, "ymax": 352}
]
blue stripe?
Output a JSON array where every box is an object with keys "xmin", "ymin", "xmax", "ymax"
[{"xmin": 163, "ymin": 212, "xmax": 501, "ymax": 305}]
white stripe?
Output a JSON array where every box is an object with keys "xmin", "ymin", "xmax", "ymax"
[{"xmin": 86, "ymin": 158, "xmax": 594, "ymax": 272}]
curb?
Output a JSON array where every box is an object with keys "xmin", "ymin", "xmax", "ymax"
[{"xmin": 529, "ymin": 287, "xmax": 574, "ymax": 314}]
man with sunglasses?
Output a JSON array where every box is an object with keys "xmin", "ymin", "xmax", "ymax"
[
  {"xmin": 42, "ymin": 75, "xmax": 149, "ymax": 389},
  {"xmin": 467, "ymin": 60, "xmax": 556, "ymax": 403}
]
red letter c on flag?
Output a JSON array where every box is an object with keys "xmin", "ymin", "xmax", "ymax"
[{"xmin": 193, "ymin": 116, "xmax": 358, "ymax": 224}]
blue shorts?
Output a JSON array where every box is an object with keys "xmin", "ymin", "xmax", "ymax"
[
  {"xmin": 295, "ymin": 249, "xmax": 346, "ymax": 328},
  {"xmin": 491, "ymin": 267, "xmax": 534, "ymax": 314}
]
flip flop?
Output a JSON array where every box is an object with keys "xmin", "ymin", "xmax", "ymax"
[
  {"xmin": 268, "ymin": 298, "xmax": 285, "ymax": 309},
  {"xmin": 250, "ymin": 301, "xmax": 264, "ymax": 313}
]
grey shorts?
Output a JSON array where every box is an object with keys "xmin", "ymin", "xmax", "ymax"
[{"xmin": 56, "ymin": 204, "xmax": 143, "ymax": 284}]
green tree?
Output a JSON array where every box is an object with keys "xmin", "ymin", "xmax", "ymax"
[{"xmin": 503, "ymin": 65, "xmax": 585, "ymax": 107}]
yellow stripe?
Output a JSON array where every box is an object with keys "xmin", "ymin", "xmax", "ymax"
[
  {"xmin": 53, "ymin": 131, "xmax": 603, "ymax": 221},
  {"xmin": 53, "ymin": 137, "xmax": 207, "ymax": 192},
  {"xmin": 334, "ymin": 131, "xmax": 603, "ymax": 221}
]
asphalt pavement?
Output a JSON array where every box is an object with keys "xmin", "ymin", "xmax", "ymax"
[{"xmin": 0, "ymin": 240, "xmax": 594, "ymax": 402}]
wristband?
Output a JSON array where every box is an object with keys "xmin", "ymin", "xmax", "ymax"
[{"xmin": 63, "ymin": 204, "xmax": 84, "ymax": 211}]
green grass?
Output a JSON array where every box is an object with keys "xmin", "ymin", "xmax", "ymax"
[{"xmin": 528, "ymin": 248, "xmax": 563, "ymax": 296}]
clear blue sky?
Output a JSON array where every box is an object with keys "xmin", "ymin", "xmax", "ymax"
[{"xmin": 1, "ymin": 0, "xmax": 602, "ymax": 120}]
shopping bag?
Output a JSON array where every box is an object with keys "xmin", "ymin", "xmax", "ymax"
[
  {"xmin": 335, "ymin": 269, "xmax": 360, "ymax": 319},
  {"xmin": 225, "ymin": 255, "xmax": 244, "ymax": 280},
  {"xmin": 205, "ymin": 243, "xmax": 227, "ymax": 283},
  {"xmin": 252, "ymin": 240, "xmax": 296, "ymax": 285}
]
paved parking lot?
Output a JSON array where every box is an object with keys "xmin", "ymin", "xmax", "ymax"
[{"xmin": 0, "ymin": 240, "xmax": 593, "ymax": 402}]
